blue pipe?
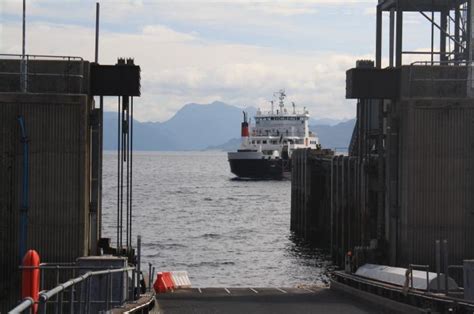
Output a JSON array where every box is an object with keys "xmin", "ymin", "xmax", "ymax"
[{"xmin": 17, "ymin": 116, "xmax": 28, "ymax": 261}]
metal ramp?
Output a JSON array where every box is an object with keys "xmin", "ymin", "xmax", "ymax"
[{"xmin": 153, "ymin": 287, "xmax": 383, "ymax": 314}]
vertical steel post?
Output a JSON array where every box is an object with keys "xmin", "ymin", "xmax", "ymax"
[
  {"xmin": 396, "ymin": 7, "xmax": 403, "ymax": 67},
  {"xmin": 468, "ymin": 0, "xmax": 472, "ymax": 61},
  {"xmin": 105, "ymin": 272, "xmax": 111, "ymax": 310},
  {"xmin": 94, "ymin": 3, "xmax": 100, "ymax": 63},
  {"xmin": 148, "ymin": 263, "xmax": 152, "ymax": 292},
  {"xmin": 86, "ymin": 277, "xmax": 91, "ymax": 313},
  {"xmin": 57, "ymin": 291, "xmax": 63, "ymax": 314},
  {"xmin": 376, "ymin": 6, "xmax": 383, "ymax": 68},
  {"xmin": 69, "ymin": 284, "xmax": 74, "ymax": 314},
  {"xmin": 117, "ymin": 97, "xmax": 121, "ymax": 253},
  {"xmin": 151, "ymin": 267, "xmax": 155, "ymax": 291},
  {"xmin": 389, "ymin": 8, "xmax": 395, "ymax": 67},
  {"xmin": 129, "ymin": 269, "xmax": 134, "ymax": 301},
  {"xmin": 95, "ymin": 2, "xmax": 104, "ymax": 243},
  {"xmin": 78, "ymin": 280, "xmax": 84, "ymax": 314},
  {"xmin": 110, "ymin": 272, "xmax": 114, "ymax": 306},
  {"xmin": 39, "ymin": 295, "xmax": 47, "ymax": 314},
  {"xmin": 22, "ymin": 0, "xmax": 26, "ymax": 58},
  {"xmin": 21, "ymin": 0, "xmax": 27, "ymax": 92},
  {"xmin": 137, "ymin": 235, "xmax": 141, "ymax": 294},
  {"xmin": 89, "ymin": 1, "xmax": 101, "ymax": 256},
  {"xmin": 431, "ymin": 8, "xmax": 435, "ymax": 65},
  {"xmin": 90, "ymin": 106, "xmax": 100, "ymax": 255},
  {"xmin": 436, "ymin": 240, "xmax": 441, "ymax": 291},
  {"xmin": 40, "ymin": 268, "xmax": 44, "ymax": 291},
  {"xmin": 443, "ymin": 239, "xmax": 449, "ymax": 294},
  {"xmin": 130, "ymin": 97, "xmax": 134, "ymax": 250},
  {"xmin": 440, "ymin": 9, "xmax": 448, "ymax": 62},
  {"xmin": 426, "ymin": 269, "xmax": 430, "ymax": 292},
  {"xmin": 455, "ymin": 5, "xmax": 460, "ymax": 60}
]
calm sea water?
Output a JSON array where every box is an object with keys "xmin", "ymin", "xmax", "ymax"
[{"xmin": 102, "ymin": 151, "xmax": 331, "ymax": 288}]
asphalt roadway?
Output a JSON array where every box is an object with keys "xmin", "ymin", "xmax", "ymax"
[{"xmin": 152, "ymin": 287, "xmax": 389, "ymax": 313}]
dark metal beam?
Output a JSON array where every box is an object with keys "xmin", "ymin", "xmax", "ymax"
[
  {"xmin": 418, "ymin": 10, "xmax": 464, "ymax": 47},
  {"xmin": 389, "ymin": 9, "xmax": 395, "ymax": 67},
  {"xmin": 379, "ymin": 0, "xmax": 466, "ymax": 12},
  {"xmin": 440, "ymin": 10, "xmax": 448, "ymax": 62},
  {"xmin": 455, "ymin": 6, "xmax": 461, "ymax": 59},
  {"xmin": 396, "ymin": 8, "xmax": 403, "ymax": 67},
  {"xmin": 376, "ymin": 6, "xmax": 383, "ymax": 68},
  {"xmin": 468, "ymin": 0, "xmax": 472, "ymax": 61}
]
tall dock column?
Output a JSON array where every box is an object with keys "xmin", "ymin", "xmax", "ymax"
[{"xmin": 344, "ymin": 0, "xmax": 474, "ymax": 269}]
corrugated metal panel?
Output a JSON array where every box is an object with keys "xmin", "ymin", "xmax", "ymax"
[
  {"xmin": 0, "ymin": 96, "xmax": 20, "ymax": 312},
  {"xmin": 398, "ymin": 98, "xmax": 474, "ymax": 267},
  {"xmin": 0, "ymin": 93, "xmax": 91, "ymax": 311},
  {"xmin": 290, "ymin": 150, "xmax": 332, "ymax": 246}
]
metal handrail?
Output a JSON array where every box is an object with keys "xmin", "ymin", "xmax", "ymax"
[
  {"xmin": 407, "ymin": 264, "xmax": 431, "ymax": 292},
  {"xmin": 9, "ymin": 266, "xmax": 135, "ymax": 314},
  {"xmin": 9, "ymin": 298, "xmax": 34, "ymax": 313},
  {"xmin": 410, "ymin": 60, "xmax": 471, "ymax": 66},
  {"xmin": 408, "ymin": 60, "xmax": 474, "ymax": 96},
  {"xmin": 0, "ymin": 53, "xmax": 83, "ymax": 61},
  {"xmin": 0, "ymin": 53, "xmax": 85, "ymax": 93},
  {"xmin": 0, "ymin": 72, "xmax": 84, "ymax": 78}
]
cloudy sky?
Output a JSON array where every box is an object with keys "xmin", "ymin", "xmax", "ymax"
[{"xmin": 0, "ymin": 1, "xmax": 433, "ymax": 122}]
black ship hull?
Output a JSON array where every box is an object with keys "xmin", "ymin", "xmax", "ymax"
[{"xmin": 228, "ymin": 158, "xmax": 290, "ymax": 179}]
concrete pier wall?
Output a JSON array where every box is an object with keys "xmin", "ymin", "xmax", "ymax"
[
  {"xmin": 292, "ymin": 65, "xmax": 474, "ymax": 271},
  {"xmin": 290, "ymin": 150, "xmax": 332, "ymax": 247},
  {"xmin": 395, "ymin": 97, "xmax": 474, "ymax": 267},
  {"xmin": 0, "ymin": 60, "xmax": 93, "ymax": 312}
]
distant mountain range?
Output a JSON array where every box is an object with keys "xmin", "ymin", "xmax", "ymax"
[{"xmin": 103, "ymin": 101, "xmax": 355, "ymax": 151}]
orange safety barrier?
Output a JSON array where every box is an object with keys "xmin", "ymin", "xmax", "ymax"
[
  {"xmin": 153, "ymin": 272, "xmax": 175, "ymax": 293},
  {"xmin": 21, "ymin": 250, "xmax": 40, "ymax": 313},
  {"xmin": 163, "ymin": 272, "xmax": 175, "ymax": 290}
]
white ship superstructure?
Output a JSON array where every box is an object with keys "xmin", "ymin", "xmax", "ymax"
[{"xmin": 228, "ymin": 90, "xmax": 319, "ymax": 179}]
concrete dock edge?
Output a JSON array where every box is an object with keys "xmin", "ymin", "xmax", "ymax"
[{"xmin": 330, "ymin": 279, "xmax": 428, "ymax": 314}]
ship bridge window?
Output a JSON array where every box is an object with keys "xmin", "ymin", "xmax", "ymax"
[
  {"xmin": 271, "ymin": 140, "xmax": 278, "ymax": 144},
  {"xmin": 262, "ymin": 140, "xmax": 267, "ymax": 144}
]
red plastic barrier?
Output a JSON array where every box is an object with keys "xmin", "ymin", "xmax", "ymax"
[
  {"xmin": 153, "ymin": 272, "xmax": 175, "ymax": 293},
  {"xmin": 21, "ymin": 250, "xmax": 40, "ymax": 313},
  {"xmin": 162, "ymin": 272, "xmax": 175, "ymax": 290}
]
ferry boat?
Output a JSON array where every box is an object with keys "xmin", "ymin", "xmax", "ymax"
[{"xmin": 228, "ymin": 90, "xmax": 319, "ymax": 179}]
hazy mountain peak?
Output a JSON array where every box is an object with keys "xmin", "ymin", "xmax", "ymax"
[{"xmin": 104, "ymin": 101, "xmax": 354, "ymax": 151}]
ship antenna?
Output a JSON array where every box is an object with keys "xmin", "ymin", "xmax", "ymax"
[
  {"xmin": 270, "ymin": 100, "xmax": 274, "ymax": 114},
  {"xmin": 278, "ymin": 89, "xmax": 285, "ymax": 113},
  {"xmin": 292, "ymin": 102, "xmax": 296, "ymax": 114}
]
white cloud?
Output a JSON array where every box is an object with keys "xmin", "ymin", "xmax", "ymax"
[
  {"xmin": 1, "ymin": 18, "xmax": 365, "ymax": 121},
  {"xmin": 0, "ymin": 0, "xmax": 386, "ymax": 122},
  {"xmin": 142, "ymin": 25, "xmax": 198, "ymax": 42}
]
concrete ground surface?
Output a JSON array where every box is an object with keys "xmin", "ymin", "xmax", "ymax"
[{"xmin": 152, "ymin": 287, "xmax": 389, "ymax": 313}]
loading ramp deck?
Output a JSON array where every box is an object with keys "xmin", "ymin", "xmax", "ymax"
[{"xmin": 152, "ymin": 287, "xmax": 386, "ymax": 313}]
